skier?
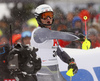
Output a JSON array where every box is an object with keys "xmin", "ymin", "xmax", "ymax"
[
  {"xmin": 7, "ymin": 43, "xmax": 41, "ymax": 81},
  {"xmin": 30, "ymin": 4, "xmax": 78, "ymax": 81}
]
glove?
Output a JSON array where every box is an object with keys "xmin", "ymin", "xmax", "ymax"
[
  {"xmin": 77, "ymin": 33, "xmax": 85, "ymax": 41},
  {"xmin": 68, "ymin": 58, "xmax": 78, "ymax": 74}
]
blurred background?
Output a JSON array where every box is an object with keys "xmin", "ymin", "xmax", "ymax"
[{"xmin": 0, "ymin": 0, "xmax": 100, "ymax": 48}]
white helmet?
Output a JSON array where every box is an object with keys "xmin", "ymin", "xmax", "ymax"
[
  {"xmin": 34, "ymin": 4, "xmax": 53, "ymax": 18},
  {"xmin": 34, "ymin": 4, "xmax": 54, "ymax": 27}
]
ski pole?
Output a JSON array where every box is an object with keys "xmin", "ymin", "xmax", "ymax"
[
  {"xmin": 66, "ymin": 68, "xmax": 74, "ymax": 81},
  {"xmin": 70, "ymin": 76, "xmax": 72, "ymax": 81},
  {"xmin": 10, "ymin": 24, "xmax": 12, "ymax": 47}
]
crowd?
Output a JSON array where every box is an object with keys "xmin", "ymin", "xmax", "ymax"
[{"xmin": 0, "ymin": 3, "xmax": 100, "ymax": 49}]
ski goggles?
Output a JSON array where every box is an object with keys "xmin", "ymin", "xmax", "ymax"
[{"xmin": 41, "ymin": 12, "xmax": 53, "ymax": 20}]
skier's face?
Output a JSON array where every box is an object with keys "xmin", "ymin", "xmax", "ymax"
[{"xmin": 40, "ymin": 11, "xmax": 53, "ymax": 29}]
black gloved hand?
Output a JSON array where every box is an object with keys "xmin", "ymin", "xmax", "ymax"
[
  {"xmin": 77, "ymin": 33, "xmax": 85, "ymax": 41},
  {"xmin": 68, "ymin": 58, "xmax": 78, "ymax": 74}
]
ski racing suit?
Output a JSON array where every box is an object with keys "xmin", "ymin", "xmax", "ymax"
[{"xmin": 30, "ymin": 27, "xmax": 78, "ymax": 81}]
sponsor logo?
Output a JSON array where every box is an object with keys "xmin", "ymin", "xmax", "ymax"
[{"xmin": 4, "ymin": 79, "xmax": 16, "ymax": 81}]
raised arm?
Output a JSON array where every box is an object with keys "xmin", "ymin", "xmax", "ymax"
[{"xmin": 34, "ymin": 28, "xmax": 79, "ymax": 43}]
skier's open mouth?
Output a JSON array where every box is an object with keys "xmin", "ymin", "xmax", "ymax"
[{"xmin": 47, "ymin": 21, "xmax": 50, "ymax": 24}]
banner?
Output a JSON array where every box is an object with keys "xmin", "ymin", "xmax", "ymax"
[{"xmin": 57, "ymin": 47, "xmax": 100, "ymax": 81}]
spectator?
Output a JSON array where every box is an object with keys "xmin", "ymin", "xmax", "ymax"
[
  {"xmin": 72, "ymin": 16, "xmax": 85, "ymax": 35},
  {"xmin": 21, "ymin": 31, "xmax": 32, "ymax": 45},
  {"xmin": 91, "ymin": 22, "xmax": 100, "ymax": 31},
  {"xmin": 93, "ymin": 13, "xmax": 100, "ymax": 26},
  {"xmin": 87, "ymin": 28, "xmax": 100, "ymax": 48},
  {"xmin": 21, "ymin": 22, "xmax": 29, "ymax": 32},
  {"xmin": 0, "ymin": 42, "xmax": 11, "ymax": 81},
  {"xmin": 66, "ymin": 12, "xmax": 74, "ymax": 31},
  {"xmin": 87, "ymin": 2, "xmax": 97, "ymax": 22},
  {"xmin": 13, "ymin": 20, "xmax": 22, "ymax": 34},
  {"xmin": 57, "ymin": 24, "xmax": 67, "ymax": 31},
  {"xmin": 0, "ymin": 35, "xmax": 9, "ymax": 45},
  {"xmin": 0, "ymin": 29, "xmax": 3, "ymax": 37},
  {"xmin": 27, "ymin": 18, "xmax": 39, "ymax": 32},
  {"xmin": 97, "ymin": 31, "xmax": 100, "ymax": 44},
  {"xmin": 10, "ymin": 34, "xmax": 22, "ymax": 45}
]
